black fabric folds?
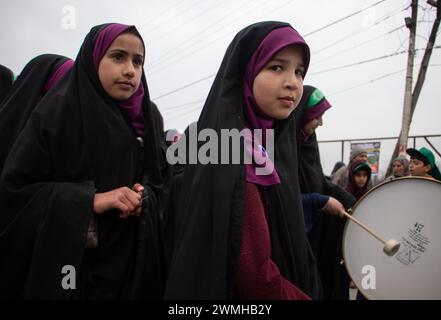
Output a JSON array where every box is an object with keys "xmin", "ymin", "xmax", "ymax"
[
  {"xmin": 0, "ymin": 54, "xmax": 70, "ymax": 173},
  {"xmin": 0, "ymin": 64, "xmax": 14, "ymax": 104}
]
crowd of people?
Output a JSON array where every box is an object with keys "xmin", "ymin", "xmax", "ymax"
[{"xmin": 0, "ymin": 20, "xmax": 440, "ymax": 300}]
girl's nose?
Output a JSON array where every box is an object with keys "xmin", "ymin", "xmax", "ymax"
[
  {"xmin": 124, "ymin": 62, "xmax": 135, "ymax": 77},
  {"xmin": 317, "ymin": 116, "xmax": 323, "ymax": 126},
  {"xmin": 285, "ymin": 72, "xmax": 299, "ymax": 90}
]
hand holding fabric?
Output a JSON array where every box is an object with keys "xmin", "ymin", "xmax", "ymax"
[{"xmin": 93, "ymin": 186, "xmax": 142, "ymax": 218}]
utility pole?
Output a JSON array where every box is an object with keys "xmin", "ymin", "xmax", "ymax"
[
  {"xmin": 398, "ymin": 0, "xmax": 418, "ymax": 157},
  {"xmin": 385, "ymin": 0, "xmax": 418, "ymax": 176},
  {"xmin": 411, "ymin": 0, "xmax": 441, "ymax": 118},
  {"xmin": 386, "ymin": 0, "xmax": 441, "ymax": 177}
]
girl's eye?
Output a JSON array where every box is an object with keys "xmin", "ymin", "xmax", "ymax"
[
  {"xmin": 133, "ymin": 58, "xmax": 143, "ymax": 66},
  {"xmin": 270, "ymin": 65, "xmax": 283, "ymax": 72},
  {"xmin": 295, "ymin": 69, "xmax": 305, "ymax": 77},
  {"xmin": 112, "ymin": 53, "xmax": 124, "ymax": 61}
]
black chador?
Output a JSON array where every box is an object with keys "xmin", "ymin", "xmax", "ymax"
[{"xmin": 0, "ymin": 24, "xmax": 169, "ymax": 299}]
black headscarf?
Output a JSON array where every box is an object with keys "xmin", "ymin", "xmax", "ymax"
[
  {"xmin": 293, "ymin": 85, "xmax": 355, "ymax": 299},
  {"xmin": 0, "ymin": 64, "xmax": 14, "ymax": 104},
  {"xmin": 0, "ymin": 23, "xmax": 168, "ymax": 299},
  {"xmin": 0, "ymin": 54, "xmax": 72, "ymax": 174},
  {"xmin": 165, "ymin": 21, "xmax": 320, "ymax": 299}
]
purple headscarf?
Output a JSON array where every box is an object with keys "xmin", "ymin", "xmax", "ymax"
[
  {"xmin": 43, "ymin": 59, "xmax": 74, "ymax": 94},
  {"xmin": 243, "ymin": 26, "xmax": 310, "ymax": 186},
  {"xmin": 300, "ymin": 98, "xmax": 331, "ymax": 129},
  {"xmin": 300, "ymin": 88, "xmax": 332, "ymax": 143},
  {"xmin": 93, "ymin": 23, "xmax": 145, "ymax": 137}
]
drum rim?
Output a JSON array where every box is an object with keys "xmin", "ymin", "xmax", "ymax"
[{"xmin": 342, "ymin": 176, "xmax": 441, "ymax": 298}]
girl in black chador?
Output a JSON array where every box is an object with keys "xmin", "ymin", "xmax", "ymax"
[
  {"xmin": 165, "ymin": 21, "xmax": 321, "ymax": 300},
  {"xmin": 293, "ymin": 85, "xmax": 356, "ymax": 300},
  {"xmin": 0, "ymin": 23, "xmax": 169, "ymax": 299},
  {"xmin": 0, "ymin": 54, "xmax": 73, "ymax": 174}
]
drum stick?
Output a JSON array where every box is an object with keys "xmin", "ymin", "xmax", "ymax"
[{"xmin": 341, "ymin": 210, "xmax": 400, "ymax": 256}]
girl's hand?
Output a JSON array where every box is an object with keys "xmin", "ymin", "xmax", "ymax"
[
  {"xmin": 93, "ymin": 186, "xmax": 142, "ymax": 218},
  {"xmin": 323, "ymin": 197, "xmax": 345, "ymax": 217}
]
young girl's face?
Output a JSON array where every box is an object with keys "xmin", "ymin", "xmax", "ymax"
[
  {"xmin": 303, "ymin": 115, "xmax": 323, "ymax": 135},
  {"xmin": 98, "ymin": 33, "xmax": 144, "ymax": 101},
  {"xmin": 252, "ymin": 45, "xmax": 305, "ymax": 120},
  {"xmin": 354, "ymin": 170, "xmax": 368, "ymax": 188}
]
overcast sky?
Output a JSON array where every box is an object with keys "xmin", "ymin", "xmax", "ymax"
[{"xmin": 1, "ymin": 0, "xmax": 440, "ymax": 175}]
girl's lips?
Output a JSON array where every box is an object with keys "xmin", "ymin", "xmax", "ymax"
[
  {"xmin": 116, "ymin": 81, "xmax": 134, "ymax": 87},
  {"xmin": 279, "ymin": 97, "xmax": 294, "ymax": 107}
]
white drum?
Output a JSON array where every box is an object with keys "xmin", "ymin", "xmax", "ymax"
[{"xmin": 343, "ymin": 177, "xmax": 441, "ymax": 300}]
